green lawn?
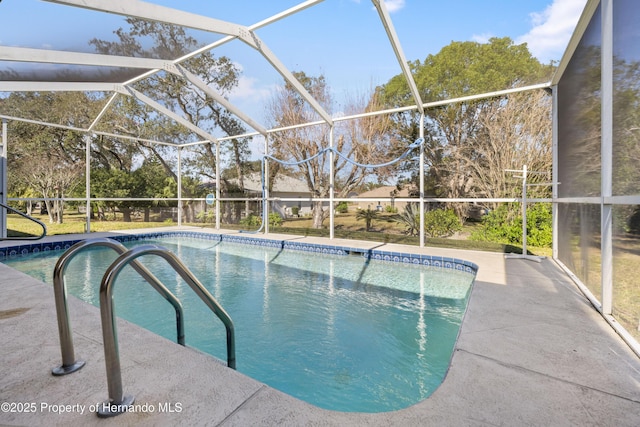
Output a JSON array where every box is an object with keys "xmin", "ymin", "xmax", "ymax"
[
  {"xmin": 6, "ymin": 211, "xmax": 177, "ymax": 237},
  {"xmin": 271, "ymin": 212, "xmax": 551, "ymax": 256},
  {"xmin": 7, "ymin": 210, "xmax": 550, "ymax": 256}
]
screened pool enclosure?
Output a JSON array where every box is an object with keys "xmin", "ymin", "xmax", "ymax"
[{"xmin": 0, "ymin": 0, "xmax": 639, "ymax": 356}]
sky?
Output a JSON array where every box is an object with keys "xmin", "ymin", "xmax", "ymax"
[{"xmin": 0, "ymin": 0, "xmax": 589, "ymax": 129}]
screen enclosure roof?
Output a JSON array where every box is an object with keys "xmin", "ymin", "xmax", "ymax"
[{"xmin": 0, "ymin": 0, "xmax": 569, "ymax": 147}]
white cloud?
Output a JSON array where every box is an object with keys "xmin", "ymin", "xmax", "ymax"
[
  {"xmin": 517, "ymin": 0, "xmax": 588, "ymax": 63},
  {"xmin": 229, "ymin": 75, "xmax": 273, "ymax": 101},
  {"xmin": 227, "ymin": 75, "xmax": 279, "ymax": 124},
  {"xmin": 384, "ymin": 0, "xmax": 405, "ymax": 13},
  {"xmin": 228, "ymin": 60, "xmax": 276, "ymax": 103},
  {"xmin": 363, "ymin": 0, "xmax": 404, "ymax": 14},
  {"xmin": 472, "ymin": 32, "xmax": 495, "ymax": 44}
]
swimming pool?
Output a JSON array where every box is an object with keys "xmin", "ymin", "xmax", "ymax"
[{"xmin": 2, "ymin": 233, "xmax": 476, "ymax": 413}]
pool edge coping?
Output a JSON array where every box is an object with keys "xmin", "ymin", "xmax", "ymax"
[{"xmin": 0, "ymin": 229, "xmax": 479, "ymax": 277}]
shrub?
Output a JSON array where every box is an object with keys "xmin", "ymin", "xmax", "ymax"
[
  {"xmin": 628, "ymin": 207, "xmax": 640, "ymax": 234},
  {"xmin": 385, "ymin": 205, "xmax": 398, "ymax": 213},
  {"xmin": 470, "ymin": 204, "xmax": 520, "ymax": 244},
  {"xmin": 470, "ymin": 203, "xmax": 552, "ymax": 247},
  {"xmin": 240, "ymin": 213, "xmax": 261, "ymax": 227},
  {"xmin": 239, "ymin": 213, "xmax": 282, "ymax": 228},
  {"xmin": 335, "ymin": 202, "xmax": 349, "ymax": 214},
  {"xmin": 393, "ymin": 204, "xmax": 462, "ymax": 237},
  {"xmin": 268, "ymin": 212, "xmax": 283, "ymax": 227},
  {"xmin": 423, "ymin": 208, "xmax": 462, "ymax": 238},
  {"xmin": 526, "ymin": 203, "xmax": 553, "ymax": 247},
  {"xmin": 196, "ymin": 209, "xmax": 215, "ymax": 223}
]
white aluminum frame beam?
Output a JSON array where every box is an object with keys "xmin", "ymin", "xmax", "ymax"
[
  {"xmin": 600, "ymin": 0, "xmax": 613, "ymax": 315},
  {"xmin": 0, "ymin": 82, "xmax": 550, "ymax": 147},
  {"xmin": 551, "ymin": 0, "xmax": 600, "ymax": 85},
  {"xmin": 169, "ymin": 64, "xmax": 268, "ymax": 135},
  {"xmin": 235, "ymin": 30, "xmax": 333, "ymax": 124},
  {"xmin": 44, "ymin": 0, "xmax": 241, "ymax": 36},
  {"xmin": 109, "ymin": 1, "xmax": 325, "ymax": 132},
  {"xmin": 88, "ymin": 94, "xmax": 119, "ymax": 132},
  {"xmin": 44, "ymin": 0, "xmax": 333, "ymax": 125},
  {"xmin": 1, "ymin": 120, "xmax": 7, "ymax": 239},
  {"xmin": 115, "ymin": 85, "xmax": 218, "ymax": 143},
  {"xmin": 0, "ymin": 46, "xmax": 172, "ymax": 70},
  {"xmin": 0, "ymin": 46, "xmax": 266, "ymax": 135},
  {"xmin": 371, "ymin": 0, "xmax": 424, "ymax": 114},
  {"xmin": 0, "ymin": 82, "xmax": 119, "ymax": 92},
  {"xmin": 0, "ymin": 50, "xmax": 269, "ymax": 135},
  {"xmin": 0, "ymin": 114, "xmax": 181, "ymax": 147}
]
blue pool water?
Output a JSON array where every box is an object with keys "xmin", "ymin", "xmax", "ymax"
[{"xmin": 3, "ymin": 236, "xmax": 475, "ymax": 413}]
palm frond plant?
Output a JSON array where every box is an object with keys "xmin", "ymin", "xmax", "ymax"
[
  {"xmin": 391, "ymin": 203, "xmax": 420, "ymax": 236},
  {"xmin": 355, "ymin": 208, "xmax": 379, "ymax": 232}
]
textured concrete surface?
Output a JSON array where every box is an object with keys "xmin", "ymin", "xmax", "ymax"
[{"xmin": 1, "ymin": 227, "xmax": 639, "ymax": 426}]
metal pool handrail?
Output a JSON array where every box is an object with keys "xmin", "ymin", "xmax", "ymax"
[
  {"xmin": 97, "ymin": 244, "xmax": 235, "ymax": 417},
  {"xmin": 0, "ymin": 202, "xmax": 46, "ymax": 240},
  {"xmin": 51, "ymin": 237, "xmax": 185, "ymax": 376}
]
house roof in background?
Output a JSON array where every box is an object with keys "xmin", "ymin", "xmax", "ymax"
[{"xmin": 356, "ymin": 185, "xmax": 410, "ymax": 199}]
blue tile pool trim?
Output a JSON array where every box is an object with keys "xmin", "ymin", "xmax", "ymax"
[{"xmin": 0, "ymin": 231, "xmax": 478, "ymax": 276}]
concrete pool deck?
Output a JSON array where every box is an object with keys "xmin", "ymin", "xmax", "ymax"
[{"xmin": 1, "ymin": 227, "xmax": 639, "ymax": 426}]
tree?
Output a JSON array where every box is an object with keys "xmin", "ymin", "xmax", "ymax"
[
  {"xmin": 4, "ymin": 92, "xmax": 94, "ymax": 223},
  {"xmin": 472, "ymin": 89, "xmax": 553, "ymax": 204},
  {"xmin": 267, "ymin": 72, "xmax": 395, "ymax": 228},
  {"xmin": 90, "ymin": 168, "xmax": 137, "ymax": 221},
  {"xmin": 90, "ymin": 18, "xmax": 250, "ymax": 221},
  {"xmin": 379, "ymin": 37, "xmax": 554, "ymax": 220}
]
